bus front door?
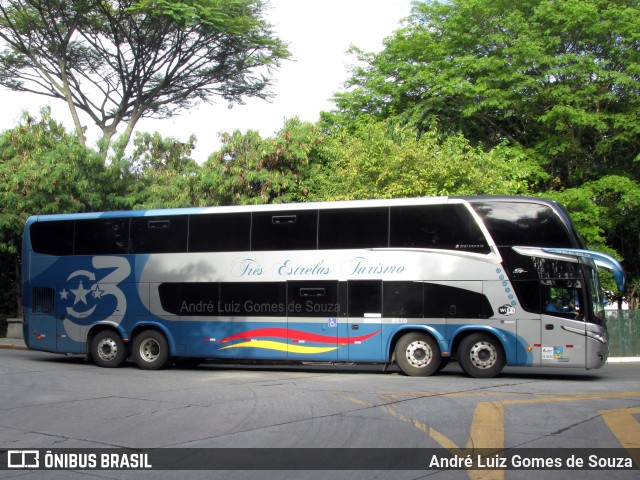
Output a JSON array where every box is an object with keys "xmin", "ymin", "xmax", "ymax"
[{"xmin": 540, "ymin": 280, "xmax": 586, "ymax": 367}]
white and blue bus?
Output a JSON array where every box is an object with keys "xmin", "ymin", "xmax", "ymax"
[{"xmin": 21, "ymin": 196, "xmax": 624, "ymax": 378}]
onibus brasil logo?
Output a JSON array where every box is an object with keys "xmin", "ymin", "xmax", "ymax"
[{"xmin": 58, "ymin": 256, "xmax": 130, "ymax": 342}]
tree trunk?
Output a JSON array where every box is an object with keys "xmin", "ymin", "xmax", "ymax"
[
  {"xmin": 115, "ymin": 110, "xmax": 144, "ymax": 160},
  {"xmin": 99, "ymin": 127, "xmax": 117, "ymax": 163},
  {"xmin": 58, "ymin": 59, "xmax": 86, "ymax": 146}
]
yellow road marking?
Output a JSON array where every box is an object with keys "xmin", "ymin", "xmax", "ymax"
[
  {"xmin": 467, "ymin": 401, "xmax": 504, "ymax": 451},
  {"xmin": 337, "ymin": 391, "xmax": 640, "ymax": 479},
  {"xmin": 464, "ymin": 402, "xmax": 506, "ymax": 480},
  {"xmin": 599, "ymin": 407, "xmax": 640, "ymax": 466}
]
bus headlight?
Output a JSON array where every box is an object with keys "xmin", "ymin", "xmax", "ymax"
[
  {"xmin": 562, "ymin": 326, "xmax": 608, "ymax": 345},
  {"xmin": 586, "ymin": 330, "xmax": 608, "ymax": 345}
]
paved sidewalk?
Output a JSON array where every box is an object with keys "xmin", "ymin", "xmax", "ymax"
[
  {"xmin": 0, "ymin": 337, "xmax": 28, "ymax": 349},
  {"xmin": 1, "ymin": 336, "xmax": 638, "ymax": 362}
]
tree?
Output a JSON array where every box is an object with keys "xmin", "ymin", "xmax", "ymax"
[
  {"xmin": 201, "ymin": 118, "xmax": 325, "ymax": 205},
  {"xmin": 312, "ymin": 119, "xmax": 547, "ymax": 201},
  {"xmin": 0, "ymin": 0, "xmax": 290, "ymax": 161},
  {"xmin": 545, "ymin": 175, "xmax": 640, "ymax": 287},
  {"xmin": 0, "ymin": 108, "xmax": 107, "ymax": 314},
  {"xmin": 122, "ymin": 131, "xmax": 202, "ymax": 209},
  {"xmin": 330, "ymin": 0, "xmax": 640, "ymax": 188}
]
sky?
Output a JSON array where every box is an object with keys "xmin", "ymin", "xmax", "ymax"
[{"xmin": 0, "ymin": 0, "xmax": 412, "ymax": 164}]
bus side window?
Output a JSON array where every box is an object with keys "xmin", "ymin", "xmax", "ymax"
[
  {"xmin": 390, "ymin": 204, "xmax": 489, "ymax": 253},
  {"xmin": 75, "ymin": 218, "xmax": 130, "ymax": 255},
  {"xmin": 510, "ymin": 281, "xmax": 541, "ymax": 313},
  {"xmin": 30, "ymin": 220, "xmax": 74, "ymax": 255},
  {"xmin": 348, "ymin": 281, "xmax": 382, "ymax": 317},
  {"xmin": 252, "ymin": 210, "xmax": 318, "ymax": 251},
  {"xmin": 319, "ymin": 208, "xmax": 388, "ymax": 249},
  {"xmin": 188, "ymin": 213, "xmax": 251, "ymax": 252},
  {"xmin": 130, "ymin": 216, "xmax": 188, "ymax": 253},
  {"xmin": 423, "ymin": 283, "xmax": 493, "ymax": 318},
  {"xmin": 542, "ymin": 280, "xmax": 584, "ymax": 319},
  {"xmin": 287, "ymin": 281, "xmax": 339, "ymax": 317},
  {"xmin": 383, "ymin": 281, "xmax": 423, "ymax": 318}
]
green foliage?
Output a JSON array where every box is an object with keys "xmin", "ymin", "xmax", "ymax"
[
  {"xmin": 0, "ymin": 109, "xmax": 107, "ymax": 314},
  {"xmin": 0, "ymin": 109, "xmax": 106, "ymax": 254},
  {"xmin": 544, "ymin": 175, "xmax": 640, "ymax": 289},
  {"xmin": 331, "ymin": 0, "xmax": 640, "ymax": 187},
  {"xmin": 119, "ymin": 132, "xmax": 202, "ymax": 209},
  {"xmin": 201, "ymin": 119, "xmax": 325, "ymax": 205},
  {"xmin": 312, "ymin": 119, "xmax": 548, "ymax": 200}
]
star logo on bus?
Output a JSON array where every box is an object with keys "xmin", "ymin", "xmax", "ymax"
[
  {"xmin": 57, "ymin": 256, "xmax": 131, "ymax": 342},
  {"xmin": 70, "ymin": 281, "xmax": 91, "ymax": 305},
  {"xmin": 61, "ymin": 270, "xmax": 99, "ymax": 319},
  {"xmin": 91, "ymin": 284, "xmax": 105, "ymax": 299}
]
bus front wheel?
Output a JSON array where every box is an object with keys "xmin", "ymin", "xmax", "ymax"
[
  {"xmin": 395, "ymin": 332, "xmax": 441, "ymax": 377},
  {"xmin": 458, "ymin": 333, "xmax": 505, "ymax": 378},
  {"xmin": 91, "ymin": 330, "xmax": 128, "ymax": 368},
  {"xmin": 132, "ymin": 330, "xmax": 170, "ymax": 370}
]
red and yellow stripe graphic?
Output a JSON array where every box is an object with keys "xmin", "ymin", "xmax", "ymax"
[{"xmin": 216, "ymin": 328, "xmax": 380, "ymax": 354}]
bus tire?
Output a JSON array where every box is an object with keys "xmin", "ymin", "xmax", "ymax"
[
  {"xmin": 91, "ymin": 330, "xmax": 128, "ymax": 368},
  {"xmin": 395, "ymin": 332, "xmax": 441, "ymax": 377},
  {"xmin": 458, "ymin": 333, "xmax": 505, "ymax": 378},
  {"xmin": 132, "ymin": 330, "xmax": 170, "ymax": 370}
]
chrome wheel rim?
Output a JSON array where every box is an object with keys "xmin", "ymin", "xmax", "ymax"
[
  {"xmin": 97, "ymin": 338, "xmax": 119, "ymax": 362},
  {"xmin": 405, "ymin": 340, "xmax": 433, "ymax": 368},
  {"xmin": 469, "ymin": 340, "xmax": 497, "ymax": 369},
  {"xmin": 139, "ymin": 338, "xmax": 161, "ymax": 363}
]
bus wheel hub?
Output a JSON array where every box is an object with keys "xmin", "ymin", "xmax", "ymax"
[
  {"xmin": 406, "ymin": 341, "xmax": 432, "ymax": 367},
  {"xmin": 469, "ymin": 341, "xmax": 496, "ymax": 369},
  {"xmin": 140, "ymin": 339, "xmax": 161, "ymax": 362},
  {"xmin": 97, "ymin": 338, "xmax": 118, "ymax": 361}
]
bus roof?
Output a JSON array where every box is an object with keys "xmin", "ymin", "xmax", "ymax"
[{"xmin": 25, "ymin": 195, "xmax": 561, "ymax": 223}]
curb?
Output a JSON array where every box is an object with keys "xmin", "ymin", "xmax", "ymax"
[
  {"xmin": 607, "ymin": 357, "xmax": 640, "ymax": 363},
  {"xmin": 0, "ymin": 342, "xmax": 28, "ymax": 350}
]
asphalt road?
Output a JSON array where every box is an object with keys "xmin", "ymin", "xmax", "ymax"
[{"xmin": 0, "ymin": 348, "xmax": 638, "ymax": 480}]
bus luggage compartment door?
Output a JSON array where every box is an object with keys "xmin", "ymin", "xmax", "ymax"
[{"xmin": 286, "ymin": 281, "xmax": 340, "ymax": 362}]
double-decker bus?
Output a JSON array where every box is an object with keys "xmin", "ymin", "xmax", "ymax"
[{"xmin": 21, "ymin": 196, "xmax": 624, "ymax": 378}]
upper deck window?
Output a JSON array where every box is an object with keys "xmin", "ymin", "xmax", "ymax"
[
  {"xmin": 75, "ymin": 218, "xmax": 129, "ymax": 255},
  {"xmin": 251, "ymin": 210, "xmax": 318, "ymax": 251},
  {"xmin": 130, "ymin": 216, "xmax": 188, "ymax": 253},
  {"xmin": 189, "ymin": 213, "xmax": 251, "ymax": 252},
  {"xmin": 390, "ymin": 204, "xmax": 490, "ymax": 253},
  {"xmin": 30, "ymin": 220, "xmax": 74, "ymax": 255},
  {"xmin": 472, "ymin": 201, "xmax": 573, "ymax": 247},
  {"xmin": 318, "ymin": 207, "xmax": 389, "ymax": 249}
]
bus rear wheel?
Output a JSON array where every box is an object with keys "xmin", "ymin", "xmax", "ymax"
[
  {"xmin": 91, "ymin": 330, "xmax": 128, "ymax": 368},
  {"xmin": 132, "ymin": 330, "xmax": 170, "ymax": 370},
  {"xmin": 395, "ymin": 332, "xmax": 441, "ymax": 377},
  {"xmin": 458, "ymin": 333, "xmax": 505, "ymax": 378}
]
